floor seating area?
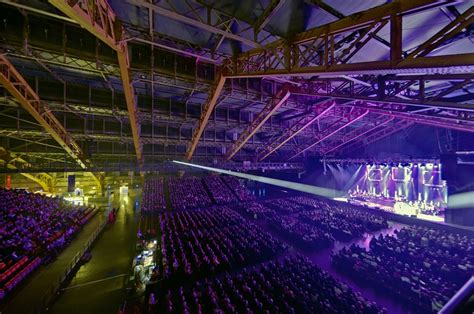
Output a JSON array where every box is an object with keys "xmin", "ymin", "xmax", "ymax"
[
  {"xmin": 202, "ymin": 176, "xmax": 237, "ymax": 204},
  {"xmin": 141, "ymin": 178, "xmax": 166, "ymax": 212},
  {"xmin": 156, "ymin": 255, "xmax": 383, "ymax": 313},
  {"xmin": 168, "ymin": 177, "xmax": 212, "ymax": 210},
  {"xmin": 0, "ymin": 188, "xmax": 97, "ymax": 300},
  {"xmin": 221, "ymin": 176, "xmax": 255, "ymax": 202},
  {"xmin": 158, "ymin": 206, "xmax": 288, "ymax": 283},
  {"xmin": 136, "ymin": 176, "xmax": 471, "ymax": 313},
  {"xmin": 332, "ymin": 225, "xmax": 474, "ymax": 312}
]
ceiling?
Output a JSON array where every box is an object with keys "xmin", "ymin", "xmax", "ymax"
[{"xmin": 0, "ymin": 0, "xmax": 473, "ymax": 174}]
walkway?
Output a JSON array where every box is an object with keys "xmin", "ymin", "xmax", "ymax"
[
  {"xmin": 0, "ymin": 212, "xmax": 104, "ymax": 314},
  {"xmin": 49, "ymin": 191, "xmax": 140, "ymax": 314}
]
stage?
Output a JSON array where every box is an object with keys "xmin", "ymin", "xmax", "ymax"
[{"xmin": 334, "ymin": 195, "xmax": 445, "ymax": 223}]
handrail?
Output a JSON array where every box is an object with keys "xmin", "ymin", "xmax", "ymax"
[
  {"xmin": 34, "ymin": 216, "xmax": 108, "ymax": 313},
  {"xmin": 439, "ymin": 277, "xmax": 474, "ymax": 314}
]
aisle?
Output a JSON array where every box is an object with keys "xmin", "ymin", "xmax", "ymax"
[
  {"xmin": 49, "ymin": 190, "xmax": 140, "ymax": 314},
  {"xmin": 0, "ymin": 213, "xmax": 103, "ymax": 314}
]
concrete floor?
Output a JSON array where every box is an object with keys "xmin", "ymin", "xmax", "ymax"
[{"xmin": 49, "ymin": 191, "xmax": 140, "ymax": 314}]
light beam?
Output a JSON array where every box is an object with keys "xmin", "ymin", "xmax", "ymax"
[{"xmin": 173, "ymin": 161, "xmax": 344, "ymax": 198}]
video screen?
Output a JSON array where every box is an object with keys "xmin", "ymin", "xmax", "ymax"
[
  {"xmin": 368, "ymin": 169, "xmax": 382, "ymax": 181},
  {"xmin": 391, "ymin": 167, "xmax": 411, "ymax": 182}
]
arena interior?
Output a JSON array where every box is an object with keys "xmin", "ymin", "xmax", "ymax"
[{"xmin": 0, "ymin": 0, "xmax": 473, "ymax": 313}]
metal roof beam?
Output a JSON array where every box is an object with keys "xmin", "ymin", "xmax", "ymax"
[
  {"xmin": 0, "ymin": 55, "xmax": 101, "ymax": 190},
  {"xmin": 224, "ymin": 0, "xmax": 470, "ymax": 78},
  {"xmin": 0, "ymin": 146, "xmax": 54, "ymax": 192},
  {"xmin": 258, "ymin": 100, "xmax": 335, "ymax": 161},
  {"xmin": 254, "ymin": 0, "xmax": 286, "ymax": 35},
  {"xmin": 288, "ymin": 108, "xmax": 369, "ymax": 160},
  {"xmin": 186, "ymin": 73, "xmax": 226, "ymax": 160},
  {"xmin": 48, "ymin": 0, "xmax": 143, "ymax": 164},
  {"xmin": 128, "ymin": 0, "xmax": 261, "ymax": 48},
  {"xmin": 319, "ymin": 116, "xmax": 394, "ymax": 155},
  {"xmin": 225, "ymin": 85, "xmax": 291, "ymax": 160}
]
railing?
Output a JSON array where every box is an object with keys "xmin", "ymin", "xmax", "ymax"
[
  {"xmin": 33, "ymin": 216, "xmax": 108, "ymax": 313},
  {"xmin": 439, "ymin": 277, "xmax": 474, "ymax": 314}
]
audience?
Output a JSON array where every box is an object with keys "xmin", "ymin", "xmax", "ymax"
[
  {"xmin": 159, "ymin": 206, "xmax": 288, "ymax": 283},
  {"xmin": 154, "ymin": 255, "xmax": 384, "ymax": 313},
  {"xmin": 141, "ymin": 178, "xmax": 166, "ymax": 212},
  {"xmin": 221, "ymin": 176, "xmax": 255, "ymax": 202},
  {"xmin": 267, "ymin": 214, "xmax": 334, "ymax": 249},
  {"xmin": 0, "ymin": 188, "xmax": 96, "ymax": 299},
  {"xmin": 238, "ymin": 202, "xmax": 276, "ymax": 219},
  {"xmin": 332, "ymin": 225, "xmax": 474, "ymax": 312},
  {"xmin": 168, "ymin": 177, "xmax": 212, "ymax": 210},
  {"xmin": 202, "ymin": 176, "xmax": 237, "ymax": 204}
]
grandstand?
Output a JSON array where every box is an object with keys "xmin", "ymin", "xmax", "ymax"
[{"xmin": 0, "ymin": 0, "xmax": 473, "ymax": 313}]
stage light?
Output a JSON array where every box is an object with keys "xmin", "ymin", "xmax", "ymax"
[{"xmin": 173, "ymin": 160, "xmax": 343, "ymax": 198}]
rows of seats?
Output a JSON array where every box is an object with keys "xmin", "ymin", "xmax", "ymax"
[
  {"xmin": 266, "ymin": 215, "xmax": 334, "ymax": 249},
  {"xmin": 0, "ymin": 188, "xmax": 96, "ymax": 299},
  {"xmin": 202, "ymin": 176, "xmax": 237, "ymax": 204},
  {"xmin": 159, "ymin": 206, "xmax": 245, "ymax": 233},
  {"xmin": 168, "ymin": 177, "xmax": 212, "ymax": 210},
  {"xmin": 155, "ymin": 255, "xmax": 383, "ymax": 313},
  {"xmin": 264, "ymin": 198, "xmax": 306, "ymax": 214},
  {"xmin": 299, "ymin": 208, "xmax": 388, "ymax": 241},
  {"xmin": 141, "ymin": 178, "xmax": 166, "ymax": 212},
  {"xmin": 332, "ymin": 225, "xmax": 474, "ymax": 312},
  {"xmin": 221, "ymin": 176, "xmax": 255, "ymax": 202},
  {"xmin": 237, "ymin": 202, "xmax": 276, "ymax": 219},
  {"xmin": 159, "ymin": 207, "xmax": 288, "ymax": 283}
]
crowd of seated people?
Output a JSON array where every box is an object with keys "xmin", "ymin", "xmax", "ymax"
[
  {"xmin": 332, "ymin": 225, "xmax": 474, "ymax": 312},
  {"xmin": 266, "ymin": 215, "xmax": 334, "ymax": 250},
  {"xmin": 0, "ymin": 188, "xmax": 96, "ymax": 299},
  {"xmin": 299, "ymin": 208, "xmax": 388, "ymax": 241},
  {"xmin": 168, "ymin": 177, "xmax": 212, "ymax": 210},
  {"xmin": 221, "ymin": 176, "xmax": 255, "ymax": 202},
  {"xmin": 141, "ymin": 178, "xmax": 166, "ymax": 212},
  {"xmin": 238, "ymin": 202, "xmax": 276, "ymax": 219},
  {"xmin": 154, "ymin": 255, "xmax": 383, "ymax": 314},
  {"xmin": 202, "ymin": 176, "xmax": 237, "ymax": 205},
  {"xmin": 264, "ymin": 198, "xmax": 306, "ymax": 214},
  {"xmin": 159, "ymin": 207, "xmax": 287, "ymax": 284}
]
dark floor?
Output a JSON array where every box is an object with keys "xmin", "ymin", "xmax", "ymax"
[
  {"xmin": 0, "ymin": 211, "xmax": 103, "ymax": 314},
  {"xmin": 49, "ymin": 191, "xmax": 140, "ymax": 314}
]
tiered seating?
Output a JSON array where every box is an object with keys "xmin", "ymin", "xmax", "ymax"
[
  {"xmin": 0, "ymin": 188, "xmax": 95, "ymax": 299},
  {"xmin": 159, "ymin": 207, "xmax": 287, "ymax": 283},
  {"xmin": 221, "ymin": 176, "xmax": 255, "ymax": 202},
  {"xmin": 332, "ymin": 225, "xmax": 474, "ymax": 312},
  {"xmin": 202, "ymin": 176, "xmax": 237, "ymax": 204},
  {"xmin": 142, "ymin": 178, "xmax": 166, "ymax": 212},
  {"xmin": 168, "ymin": 177, "xmax": 212, "ymax": 210},
  {"xmin": 157, "ymin": 255, "xmax": 383, "ymax": 313}
]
